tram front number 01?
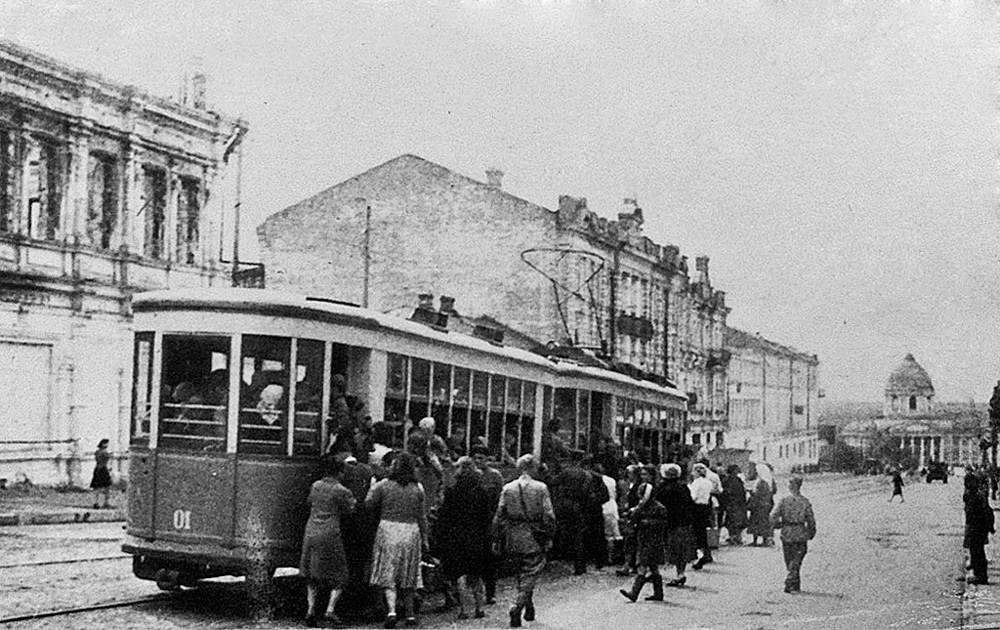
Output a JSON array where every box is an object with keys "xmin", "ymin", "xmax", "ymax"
[{"xmin": 173, "ymin": 509, "xmax": 192, "ymax": 531}]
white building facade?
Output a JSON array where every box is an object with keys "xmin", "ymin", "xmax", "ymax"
[{"xmin": 0, "ymin": 42, "xmax": 246, "ymax": 485}]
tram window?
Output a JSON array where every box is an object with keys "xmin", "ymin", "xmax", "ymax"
[
  {"xmin": 470, "ymin": 371, "xmax": 488, "ymax": 448},
  {"xmin": 503, "ymin": 379, "xmax": 522, "ymax": 461},
  {"xmin": 520, "ymin": 383, "xmax": 536, "ymax": 456},
  {"xmin": 131, "ymin": 332, "xmax": 154, "ymax": 442},
  {"xmin": 384, "ymin": 353, "xmax": 409, "ymax": 448},
  {"xmin": 576, "ymin": 390, "xmax": 590, "ymax": 451},
  {"xmin": 553, "ymin": 389, "xmax": 576, "ymax": 451},
  {"xmin": 488, "ymin": 375, "xmax": 506, "ymax": 458},
  {"xmin": 409, "ymin": 359, "xmax": 430, "ymax": 420},
  {"xmin": 293, "ymin": 339, "xmax": 325, "ymax": 456},
  {"xmin": 431, "ymin": 363, "xmax": 452, "ymax": 436},
  {"xmin": 158, "ymin": 335, "xmax": 229, "ymax": 452},
  {"xmin": 387, "ymin": 353, "xmax": 407, "ymax": 396},
  {"xmin": 239, "ymin": 335, "xmax": 290, "ymax": 456},
  {"xmin": 542, "ymin": 385, "xmax": 553, "ymax": 427},
  {"xmin": 451, "ymin": 368, "xmax": 471, "ymax": 453}
]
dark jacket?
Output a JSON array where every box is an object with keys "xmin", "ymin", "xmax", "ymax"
[
  {"xmin": 965, "ymin": 484, "xmax": 995, "ymax": 548},
  {"xmin": 653, "ymin": 479, "xmax": 696, "ymax": 529}
]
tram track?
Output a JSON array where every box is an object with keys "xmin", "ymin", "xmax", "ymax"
[
  {"xmin": 0, "ymin": 554, "xmax": 129, "ymax": 570},
  {"xmin": 0, "ymin": 594, "xmax": 171, "ymax": 624}
]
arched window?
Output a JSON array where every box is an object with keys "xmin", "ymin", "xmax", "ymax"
[{"xmin": 908, "ymin": 396, "xmax": 917, "ymax": 411}]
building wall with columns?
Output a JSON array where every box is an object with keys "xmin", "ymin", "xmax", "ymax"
[
  {"xmin": 724, "ymin": 326, "xmax": 821, "ymax": 472},
  {"xmin": 0, "ymin": 42, "xmax": 245, "ymax": 485}
]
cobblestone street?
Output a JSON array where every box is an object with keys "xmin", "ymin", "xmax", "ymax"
[{"xmin": 0, "ymin": 473, "xmax": 977, "ymax": 629}]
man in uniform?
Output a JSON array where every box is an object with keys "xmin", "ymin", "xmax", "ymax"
[
  {"xmin": 770, "ymin": 476, "xmax": 817, "ymax": 593},
  {"xmin": 494, "ymin": 454, "xmax": 556, "ymax": 628}
]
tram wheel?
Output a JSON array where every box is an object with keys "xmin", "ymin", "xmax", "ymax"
[{"xmin": 154, "ymin": 569, "xmax": 183, "ymax": 591}]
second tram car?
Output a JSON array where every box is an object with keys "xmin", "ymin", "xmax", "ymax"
[{"xmin": 122, "ymin": 289, "xmax": 686, "ymax": 590}]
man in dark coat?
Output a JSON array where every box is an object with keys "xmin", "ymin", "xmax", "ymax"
[
  {"xmin": 965, "ymin": 471, "xmax": 995, "ymax": 585},
  {"xmin": 473, "ymin": 444, "xmax": 505, "ymax": 604},
  {"xmin": 550, "ymin": 452, "xmax": 597, "ymax": 575}
]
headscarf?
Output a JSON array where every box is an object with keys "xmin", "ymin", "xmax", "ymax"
[{"xmin": 755, "ymin": 462, "xmax": 774, "ymax": 486}]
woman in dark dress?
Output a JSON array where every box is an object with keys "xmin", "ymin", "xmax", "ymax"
[
  {"xmin": 90, "ymin": 439, "xmax": 112, "ymax": 509},
  {"xmin": 619, "ymin": 465, "xmax": 666, "ymax": 602},
  {"xmin": 301, "ymin": 454, "xmax": 357, "ymax": 627},
  {"xmin": 654, "ymin": 463, "xmax": 698, "ymax": 587},
  {"xmin": 746, "ymin": 463, "xmax": 775, "ymax": 546},
  {"xmin": 964, "ymin": 471, "xmax": 994, "ymax": 585},
  {"xmin": 721, "ymin": 464, "xmax": 748, "ymax": 545},
  {"xmin": 436, "ymin": 457, "xmax": 491, "ymax": 620}
]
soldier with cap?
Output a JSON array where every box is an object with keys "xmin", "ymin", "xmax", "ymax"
[{"xmin": 770, "ymin": 476, "xmax": 817, "ymax": 594}]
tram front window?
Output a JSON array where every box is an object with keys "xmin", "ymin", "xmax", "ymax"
[
  {"xmin": 159, "ymin": 335, "xmax": 230, "ymax": 452},
  {"xmin": 240, "ymin": 335, "xmax": 291, "ymax": 456}
]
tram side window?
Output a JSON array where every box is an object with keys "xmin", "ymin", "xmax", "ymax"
[
  {"xmin": 520, "ymin": 382, "xmax": 536, "ymax": 457},
  {"xmin": 576, "ymin": 390, "xmax": 590, "ymax": 452},
  {"xmin": 452, "ymin": 367, "xmax": 471, "ymax": 454},
  {"xmin": 488, "ymin": 375, "xmax": 506, "ymax": 459},
  {"xmin": 470, "ymin": 371, "xmax": 488, "ymax": 450},
  {"xmin": 159, "ymin": 335, "xmax": 229, "ymax": 452},
  {"xmin": 553, "ymin": 389, "xmax": 576, "ymax": 452},
  {"xmin": 240, "ymin": 335, "xmax": 291, "ymax": 456},
  {"xmin": 384, "ymin": 353, "xmax": 408, "ymax": 448},
  {"xmin": 503, "ymin": 379, "xmax": 521, "ymax": 463},
  {"xmin": 293, "ymin": 339, "xmax": 325, "ymax": 456},
  {"xmin": 431, "ymin": 363, "xmax": 452, "ymax": 438},
  {"xmin": 131, "ymin": 332, "xmax": 154, "ymax": 443},
  {"xmin": 409, "ymin": 358, "xmax": 430, "ymax": 424}
]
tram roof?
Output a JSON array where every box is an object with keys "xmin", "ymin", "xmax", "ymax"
[{"xmin": 133, "ymin": 288, "xmax": 685, "ymax": 401}]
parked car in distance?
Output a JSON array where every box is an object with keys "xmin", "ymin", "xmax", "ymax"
[{"xmin": 926, "ymin": 461, "xmax": 948, "ymax": 484}]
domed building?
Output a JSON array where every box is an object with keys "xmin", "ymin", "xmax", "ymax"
[{"xmin": 838, "ymin": 354, "xmax": 986, "ymax": 468}]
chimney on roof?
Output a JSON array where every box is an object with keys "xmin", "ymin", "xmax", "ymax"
[
  {"xmin": 417, "ymin": 293, "xmax": 434, "ymax": 310},
  {"xmin": 695, "ymin": 256, "xmax": 710, "ymax": 286},
  {"xmin": 486, "ymin": 168, "xmax": 504, "ymax": 189},
  {"xmin": 439, "ymin": 295, "xmax": 456, "ymax": 314}
]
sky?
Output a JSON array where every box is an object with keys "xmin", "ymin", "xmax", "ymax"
[{"xmin": 2, "ymin": 0, "xmax": 998, "ymax": 403}]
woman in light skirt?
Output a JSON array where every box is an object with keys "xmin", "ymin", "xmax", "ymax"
[{"xmin": 366, "ymin": 451, "xmax": 428, "ymax": 628}]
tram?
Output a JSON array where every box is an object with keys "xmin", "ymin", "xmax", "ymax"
[{"xmin": 122, "ymin": 288, "xmax": 686, "ymax": 591}]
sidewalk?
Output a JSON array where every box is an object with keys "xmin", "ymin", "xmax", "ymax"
[
  {"xmin": 0, "ymin": 484, "xmax": 126, "ymax": 527},
  {"xmin": 961, "ymin": 512, "xmax": 1000, "ymax": 629}
]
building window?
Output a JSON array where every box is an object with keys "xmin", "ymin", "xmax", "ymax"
[
  {"xmin": 141, "ymin": 166, "xmax": 167, "ymax": 259},
  {"xmin": 87, "ymin": 153, "xmax": 118, "ymax": 250},
  {"xmin": 0, "ymin": 129, "xmax": 14, "ymax": 233},
  {"xmin": 26, "ymin": 137, "xmax": 64, "ymax": 241},
  {"xmin": 909, "ymin": 396, "xmax": 917, "ymax": 411},
  {"xmin": 176, "ymin": 177, "xmax": 200, "ymax": 264}
]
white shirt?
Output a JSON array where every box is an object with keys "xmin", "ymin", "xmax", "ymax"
[{"xmin": 689, "ymin": 476, "xmax": 714, "ymax": 505}]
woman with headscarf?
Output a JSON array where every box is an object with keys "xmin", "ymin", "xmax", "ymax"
[
  {"xmin": 436, "ymin": 456, "xmax": 491, "ymax": 620},
  {"xmin": 747, "ymin": 462, "xmax": 775, "ymax": 547},
  {"xmin": 721, "ymin": 464, "xmax": 748, "ymax": 545},
  {"xmin": 619, "ymin": 465, "xmax": 666, "ymax": 602},
  {"xmin": 654, "ymin": 463, "xmax": 698, "ymax": 587}
]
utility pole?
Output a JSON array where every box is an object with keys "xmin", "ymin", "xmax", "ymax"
[
  {"xmin": 362, "ymin": 202, "xmax": 371, "ymax": 308},
  {"xmin": 231, "ymin": 139, "xmax": 243, "ymax": 287}
]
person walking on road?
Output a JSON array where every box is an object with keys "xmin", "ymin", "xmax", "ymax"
[
  {"xmin": 90, "ymin": 438, "xmax": 113, "ymax": 509},
  {"xmin": 654, "ymin": 463, "xmax": 698, "ymax": 588},
  {"xmin": 889, "ymin": 469, "xmax": 905, "ymax": 503},
  {"xmin": 437, "ymin": 457, "xmax": 491, "ymax": 621},
  {"xmin": 493, "ymin": 454, "xmax": 556, "ymax": 628},
  {"xmin": 747, "ymin": 463, "xmax": 776, "ymax": 547},
  {"xmin": 689, "ymin": 463, "xmax": 715, "ymax": 569},
  {"xmin": 619, "ymin": 465, "xmax": 667, "ymax": 602},
  {"xmin": 770, "ymin": 476, "xmax": 817, "ymax": 594},
  {"xmin": 964, "ymin": 471, "xmax": 995, "ymax": 585},
  {"xmin": 721, "ymin": 464, "xmax": 748, "ymax": 545}
]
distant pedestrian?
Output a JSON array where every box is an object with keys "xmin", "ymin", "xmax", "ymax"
[
  {"xmin": 964, "ymin": 472, "xmax": 995, "ymax": 585},
  {"xmin": 770, "ymin": 476, "xmax": 817, "ymax": 594},
  {"xmin": 747, "ymin": 463, "xmax": 775, "ymax": 546},
  {"xmin": 90, "ymin": 439, "xmax": 113, "ymax": 509},
  {"xmin": 655, "ymin": 463, "xmax": 698, "ymax": 588},
  {"xmin": 689, "ymin": 463, "xmax": 715, "ymax": 569},
  {"xmin": 300, "ymin": 454, "xmax": 356, "ymax": 627},
  {"xmin": 493, "ymin": 454, "xmax": 556, "ymax": 628},
  {"xmin": 721, "ymin": 465, "xmax": 748, "ymax": 545},
  {"xmin": 619, "ymin": 465, "xmax": 666, "ymax": 602},
  {"xmin": 889, "ymin": 469, "xmax": 905, "ymax": 503}
]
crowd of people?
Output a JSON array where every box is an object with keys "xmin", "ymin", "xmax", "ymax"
[{"xmin": 297, "ymin": 408, "xmax": 817, "ymax": 628}]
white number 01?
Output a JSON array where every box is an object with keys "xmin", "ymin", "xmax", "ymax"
[{"xmin": 173, "ymin": 509, "xmax": 192, "ymax": 530}]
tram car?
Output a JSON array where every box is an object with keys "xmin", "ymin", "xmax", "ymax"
[{"xmin": 122, "ymin": 288, "xmax": 686, "ymax": 592}]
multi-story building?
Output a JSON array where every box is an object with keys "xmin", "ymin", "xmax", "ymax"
[
  {"xmin": 258, "ymin": 154, "xmax": 730, "ymax": 456},
  {"xmin": 724, "ymin": 327, "xmax": 821, "ymax": 472},
  {"xmin": 0, "ymin": 42, "xmax": 246, "ymax": 485}
]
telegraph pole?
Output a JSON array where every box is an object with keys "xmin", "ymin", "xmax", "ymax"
[
  {"xmin": 362, "ymin": 202, "xmax": 371, "ymax": 308},
  {"xmin": 231, "ymin": 138, "xmax": 243, "ymax": 287}
]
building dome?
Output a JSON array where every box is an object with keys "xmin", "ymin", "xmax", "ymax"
[{"xmin": 885, "ymin": 353, "xmax": 935, "ymax": 396}]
